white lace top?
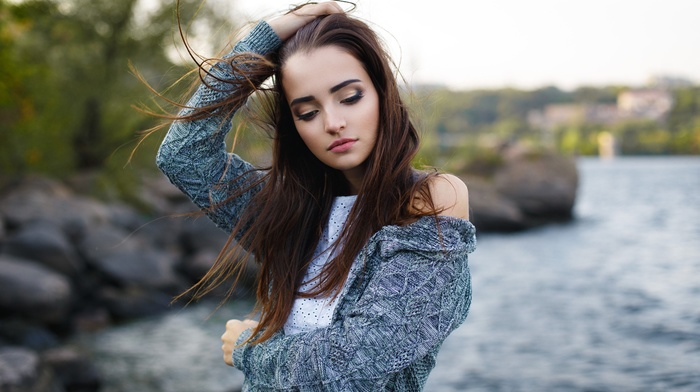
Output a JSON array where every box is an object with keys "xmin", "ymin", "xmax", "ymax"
[{"xmin": 284, "ymin": 195, "xmax": 357, "ymax": 335}]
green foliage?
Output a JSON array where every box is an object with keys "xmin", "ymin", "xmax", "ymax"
[
  {"xmin": 0, "ymin": 0, "xmax": 250, "ymax": 209},
  {"xmin": 460, "ymin": 148, "xmax": 505, "ymax": 178},
  {"xmin": 411, "ymin": 82, "xmax": 700, "ymax": 166},
  {"xmin": 572, "ymin": 85, "xmax": 622, "ymax": 104},
  {"xmin": 0, "ymin": 0, "xmax": 236, "ymax": 183}
]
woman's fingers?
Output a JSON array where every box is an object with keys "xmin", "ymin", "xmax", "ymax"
[
  {"xmin": 291, "ymin": 1, "xmax": 345, "ymax": 16},
  {"xmin": 269, "ymin": 1, "xmax": 345, "ymax": 41},
  {"xmin": 221, "ymin": 319, "xmax": 260, "ymax": 366}
]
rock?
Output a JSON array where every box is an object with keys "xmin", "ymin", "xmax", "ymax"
[
  {"xmin": 0, "ymin": 256, "xmax": 73, "ymax": 324},
  {"xmin": 137, "ymin": 174, "xmax": 192, "ymax": 215},
  {"xmin": 134, "ymin": 214, "xmax": 186, "ymax": 251},
  {"xmin": 3, "ymin": 222, "xmax": 82, "ymax": 276},
  {"xmin": 181, "ymin": 250, "xmax": 220, "ymax": 281},
  {"xmin": 0, "ymin": 319, "xmax": 60, "ymax": 351},
  {"xmin": 77, "ymin": 224, "xmax": 142, "ymax": 264},
  {"xmin": 0, "ymin": 177, "xmax": 111, "ymax": 239},
  {"xmin": 460, "ymin": 147, "xmax": 579, "ymax": 231},
  {"xmin": 1, "ymin": 176, "xmax": 72, "ymax": 199},
  {"xmin": 78, "ymin": 224, "xmax": 180, "ymax": 289},
  {"xmin": 0, "ymin": 215, "xmax": 6, "ymax": 243},
  {"xmin": 42, "ymin": 347, "xmax": 101, "ymax": 392},
  {"xmin": 493, "ymin": 150, "xmax": 578, "ymax": 219},
  {"xmin": 105, "ymin": 203, "xmax": 146, "ymax": 232},
  {"xmin": 99, "ymin": 286, "xmax": 175, "ymax": 320},
  {"xmin": 179, "ymin": 216, "xmax": 229, "ymax": 254},
  {"xmin": 0, "ymin": 346, "xmax": 59, "ymax": 392},
  {"xmin": 463, "ymin": 176, "xmax": 527, "ymax": 232},
  {"xmin": 97, "ymin": 248, "xmax": 181, "ymax": 290}
]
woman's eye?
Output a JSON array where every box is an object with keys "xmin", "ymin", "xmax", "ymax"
[
  {"xmin": 296, "ymin": 110, "xmax": 318, "ymax": 121},
  {"xmin": 341, "ymin": 91, "xmax": 364, "ymax": 104}
]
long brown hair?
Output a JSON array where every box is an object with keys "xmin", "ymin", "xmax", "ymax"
[{"xmin": 177, "ymin": 13, "xmax": 438, "ymax": 344}]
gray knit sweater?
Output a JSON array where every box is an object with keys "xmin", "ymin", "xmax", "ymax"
[{"xmin": 156, "ymin": 21, "xmax": 476, "ymax": 392}]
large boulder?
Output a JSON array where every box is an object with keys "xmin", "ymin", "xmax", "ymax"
[
  {"xmin": 0, "ymin": 176, "xmax": 111, "ymax": 239},
  {"xmin": 461, "ymin": 147, "xmax": 579, "ymax": 231},
  {"xmin": 0, "ymin": 256, "xmax": 73, "ymax": 323},
  {"xmin": 463, "ymin": 176, "xmax": 527, "ymax": 232},
  {"xmin": 3, "ymin": 221, "xmax": 82, "ymax": 276},
  {"xmin": 94, "ymin": 248, "xmax": 181, "ymax": 290},
  {"xmin": 78, "ymin": 224, "xmax": 180, "ymax": 290},
  {"xmin": 493, "ymin": 150, "xmax": 578, "ymax": 219}
]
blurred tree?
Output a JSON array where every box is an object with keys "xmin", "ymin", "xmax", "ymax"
[
  {"xmin": 0, "ymin": 0, "xmax": 236, "ymax": 177},
  {"xmin": 670, "ymin": 89, "xmax": 700, "ymax": 154},
  {"xmin": 0, "ymin": 0, "xmax": 64, "ymax": 174},
  {"xmin": 415, "ymin": 83, "xmax": 700, "ymax": 160},
  {"xmin": 572, "ymin": 85, "xmax": 621, "ymax": 104},
  {"xmin": 529, "ymin": 86, "xmax": 572, "ymax": 107}
]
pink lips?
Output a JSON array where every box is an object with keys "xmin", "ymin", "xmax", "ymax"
[{"xmin": 327, "ymin": 138, "xmax": 357, "ymax": 153}]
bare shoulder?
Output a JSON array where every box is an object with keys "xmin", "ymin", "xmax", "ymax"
[{"xmin": 428, "ymin": 173, "xmax": 470, "ymax": 220}]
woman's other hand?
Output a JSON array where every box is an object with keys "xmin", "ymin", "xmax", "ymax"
[
  {"xmin": 268, "ymin": 1, "xmax": 345, "ymax": 41},
  {"xmin": 222, "ymin": 318, "xmax": 259, "ymax": 366}
]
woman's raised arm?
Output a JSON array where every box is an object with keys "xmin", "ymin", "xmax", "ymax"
[{"xmin": 156, "ymin": 2, "xmax": 345, "ymax": 233}]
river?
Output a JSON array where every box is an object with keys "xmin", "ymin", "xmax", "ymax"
[{"xmin": 75, "ymin": 156, "xmax": 700, "ymax": 392}]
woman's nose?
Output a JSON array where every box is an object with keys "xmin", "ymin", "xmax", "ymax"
[{"xmin": 324, "ymin": 109, "xmax": 346, "ymax": 134}]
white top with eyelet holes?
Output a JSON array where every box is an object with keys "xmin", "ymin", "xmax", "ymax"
[{"xmin": 283, "ymin": 195, "xmax": 357, "ymax": 335}]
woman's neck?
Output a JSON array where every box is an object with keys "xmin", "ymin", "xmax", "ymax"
[{"xmin": 342, "ymin": 164, "xmax": 366, "ymax": 195}]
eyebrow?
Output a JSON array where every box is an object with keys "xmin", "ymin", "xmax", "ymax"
[{"xmin": 290, "ymin": 79, "xmax": 362, "ymax": 107}]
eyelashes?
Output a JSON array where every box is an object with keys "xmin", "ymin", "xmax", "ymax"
[
  {"xmin": 296, "ymin": 111, "xmax": 317, "ymax": 121},
  {"xmin": 295, "ymin": 90, "xmax": 364, "ymax": 122},
  {"xmin": 341, "ymin": 91, "xmax": 364, "ymax": 104}
]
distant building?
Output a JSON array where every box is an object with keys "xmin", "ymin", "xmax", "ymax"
[
  {"xmin": 617, "ymin": 88, "xmax": 674, "ymax": 122},
  {"xmin": 528, "ymin": 87, "xmax": 674, "ymax": 130},
  {"xmin": 527, "ymin": 103, "xmax": 620, "ymax": 130}
]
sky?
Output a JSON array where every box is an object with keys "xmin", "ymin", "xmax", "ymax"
[{"xmin": 228, "ymin": 0, "xmax": 700, "ymax": 91}]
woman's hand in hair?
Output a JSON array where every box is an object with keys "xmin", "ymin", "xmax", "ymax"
[
  {"xmin": 222, "ymin": 319, "xmax": 259, "ymax": 366},
  {"xmin": 269, "ymin": 1, "xmax": 345, "ymax": 41}
]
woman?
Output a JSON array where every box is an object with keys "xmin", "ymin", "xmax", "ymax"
[{"xmin": 156, "ymin": 2, "xmax": 475, "ymax": 390}]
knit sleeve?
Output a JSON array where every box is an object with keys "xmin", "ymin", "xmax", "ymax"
[
  {"xmin": 155, "ymin": 22, "xmax": 282, "ymax": 233},
  {"xmin": 232, "ymin": 236, "xmax": 473, "ymax": 390}
]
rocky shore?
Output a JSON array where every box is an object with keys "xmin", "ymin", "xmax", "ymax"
[
  {"xmin": 0, "ymin": 150, "xmax": 577, "ymax": 390},
  {"xmin": 0, "ymin": 174, "xmax": 243, "ymax": 391},
  {"xmin": 464, "ymin": 148, "xmax": 579, "ymax": 231}
]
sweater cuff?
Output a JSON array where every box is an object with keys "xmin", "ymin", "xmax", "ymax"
[{"xmin": 232, "ymin": 328, "xmax": 254, "ymax": 371}]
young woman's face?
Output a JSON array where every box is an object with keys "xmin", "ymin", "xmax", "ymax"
[{"xmin": 282, "ymin": 45, "xmax": 379, "ymax": 191}]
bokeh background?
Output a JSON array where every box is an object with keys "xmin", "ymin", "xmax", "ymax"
[{"xmin": 1, "ymin": 0, "xmax": 698, "ymax": 391}]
